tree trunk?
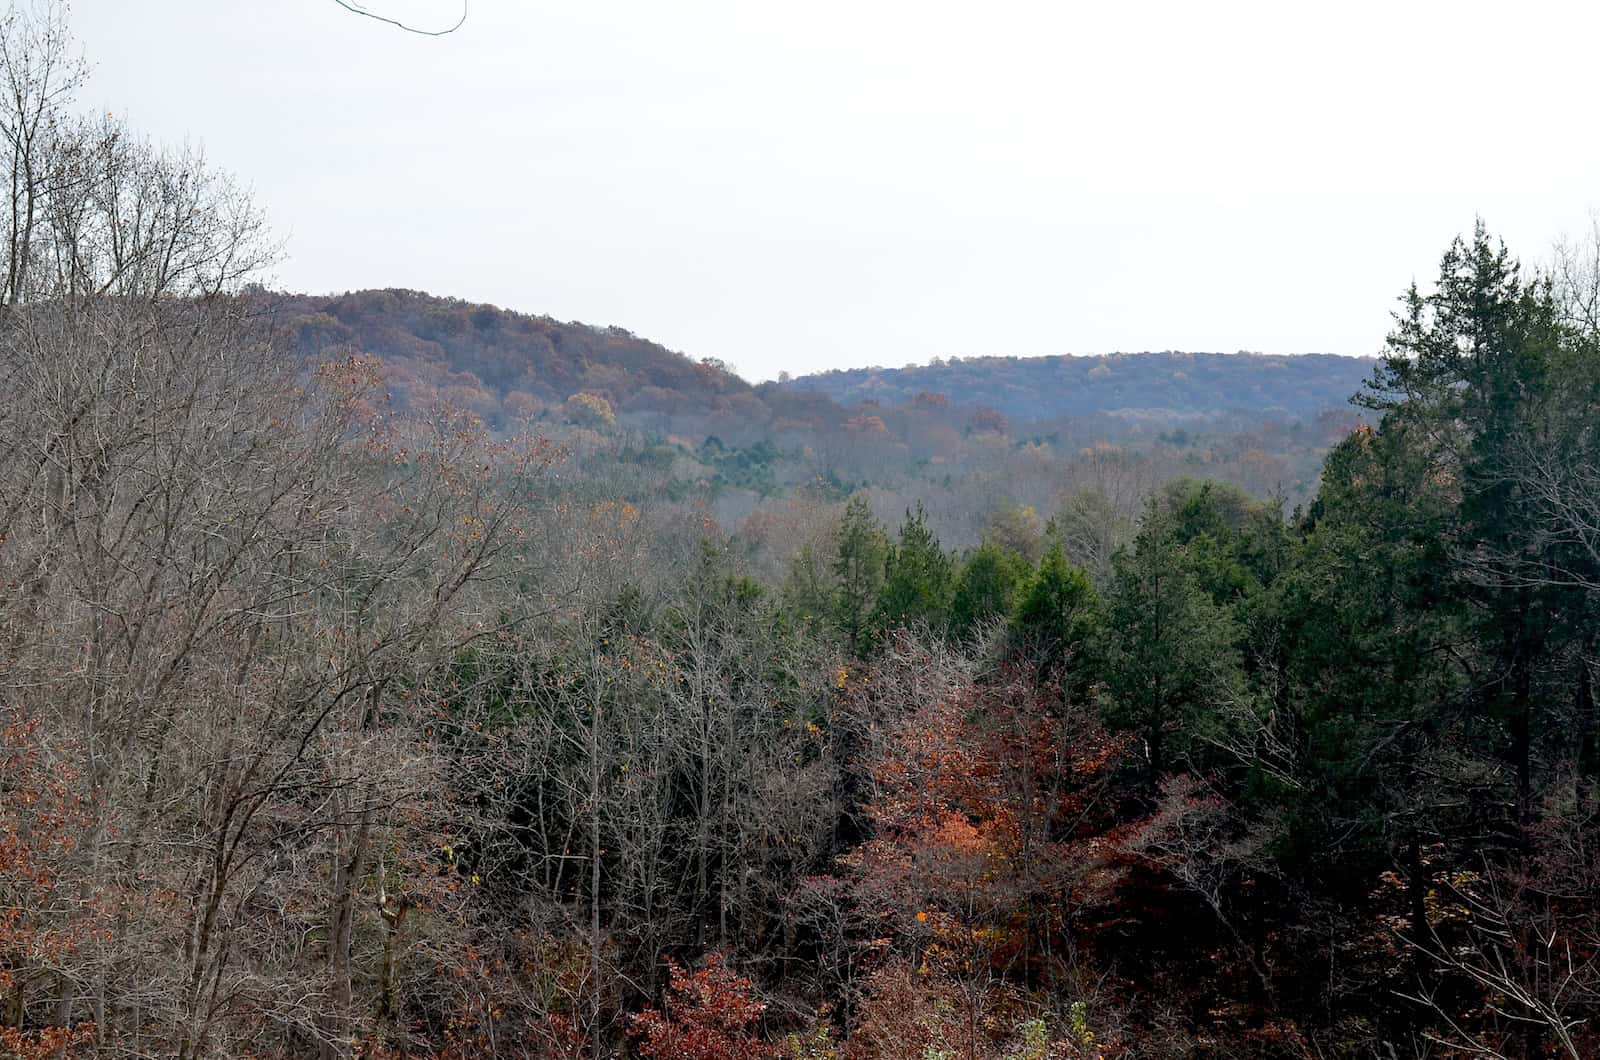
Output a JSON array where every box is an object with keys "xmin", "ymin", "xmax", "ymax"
[
  {"xmin": 1407, "ymin": 835, "xmax": 1429, "ymax": 973},
  {"xmin": 378, "ymin": 901, "xmax": 409, "ymax": 1021},
  {"xmin": 590, "ymin": 698, "xmax": 603, "ymax": 1060},
  {"xmin": 322, "ymin": 801, "xmax": 373, "ymax": 1060}
]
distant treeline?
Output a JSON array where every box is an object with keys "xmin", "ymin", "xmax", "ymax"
[
  {"xmin": 785, "ymin": 350, "xmax": 1376, "ymax": 421},
  {"xmin": 273, "ymin": 290, "xmax": 1370, "ymax": 439},
  {"xmin": 270, "ymin": 290, "xmax": 1369, "ymax": 539}
]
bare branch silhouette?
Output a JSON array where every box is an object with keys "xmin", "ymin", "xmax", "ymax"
[{"xmin": 331, "ymin": 0, "xmax": 467, "ymax": 36}]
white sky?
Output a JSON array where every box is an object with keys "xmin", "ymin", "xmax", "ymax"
[{"xmin": 73, "ymin": 0, "xmax": 1600, "ymax": 380}]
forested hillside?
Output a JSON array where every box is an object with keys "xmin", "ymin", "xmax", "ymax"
[
  {"xmin": 786, "ymin": 351, "xmax": 1375, "ymax": 420},
  {"xmin": 274, "ymin": 289, "xmax": 787, "ymax": 434},
  {"xmin": 5, "ymin": 6, "xmax": 1600, "ymax": 1059},
  {"xmin": 275, "ymin": 290, "xmax": 1369, "ymax": 438},
  {"xmin": 275, "ymin": 290, "xmax": 1368, "ymax": 551}
]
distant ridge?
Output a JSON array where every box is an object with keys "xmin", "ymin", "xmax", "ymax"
[
  {"xmin": 277, "ymin": 290, "xmax": 1372, "ymax": 432},
  {"xmin": 275, "ymin": 288, "xmax": 754, "ymax": 415},
  {"xmin": 782, "ymin": 351, "xmax": 1376, "ymax": 421}
]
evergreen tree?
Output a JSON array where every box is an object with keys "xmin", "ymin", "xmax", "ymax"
[
  {"xmin": 1161, "ymin": 479, "xmax": 1263, "ymax": 607},
  {"xmin": 1009, "ymin": 543, "xmax": 1098, "ymax": 690},
  {"xmin": 872, "ymin": 502, "xmax": 954, "ymax": 639},
  {"xmin": 832, "ymin": 494, "xmax": 889, "ymax": 658},
  {"xmin": 949, "ymin": 542, "xmax": 1030, "ymax": 642},
  {"xmin": 1269, "ymin": 422, "xmax": 1467, "ymax": 950},
  {"xmin": 1361, "ymin": 224, "xmax": 1574, "ymax": 830},
  {"xmin": 1101, "ymin": 507, "xmax": 1241, "ymax": 779}
]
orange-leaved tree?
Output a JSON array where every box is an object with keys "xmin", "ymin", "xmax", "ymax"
[
  {"xmin": 0, "ymin": 707, "xmax": 102, "ymax": 1056},
  {"xmin": 843, "ymin": 658, "xmax": 1128, "ymax": 1058},
  {"xmin": 629, "ymin": 953, "xmax": 776, "ymax": 1060}
]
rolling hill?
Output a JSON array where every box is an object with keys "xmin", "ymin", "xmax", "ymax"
[
  {"xmin": 277, "ymin": 290, "xmax": 1374, "ymax": 436},
  {"xmin": 782, "ymin": 351, "xmax": 1375, "ymax": 422}
]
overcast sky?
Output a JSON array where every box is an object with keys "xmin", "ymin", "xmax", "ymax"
[{"xmin": 74, "ymin": 0, "xmax": 1600, "ymax": 380}]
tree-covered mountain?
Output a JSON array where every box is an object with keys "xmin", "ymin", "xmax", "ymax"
[
  {"xmin": 276, "ymin": 289, "xmax": 1372, "ymax": 435},
  {"xmin": 785, "ymin": 350, "xmax": 1375, "ymax": 420},
  {"xmin": 275, "ymin": 288, "xmax": 770, "ymax": 422},
  {"xmin": 271, "ymin": 291, "xmax": 1371, "ymax": 532}
]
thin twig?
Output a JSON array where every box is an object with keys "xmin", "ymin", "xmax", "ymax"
[{"xmin": 331, "ymin": 0, "xmax": 467, "ymax": 37}]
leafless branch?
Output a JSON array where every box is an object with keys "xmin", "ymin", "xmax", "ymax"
[{"xmin": 331, "ymin": 0, "xmax": 468, "ymax": 37}]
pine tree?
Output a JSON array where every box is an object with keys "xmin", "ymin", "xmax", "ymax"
[
  {"xmin": 1361, "ymin": 223, "xmax": 1573, "ymax": 830},
  {"xmin": 1010, "ymin": 543, "xmax": 1098, "ymax": 689},
  {"xmin": 1101, "ymin": 508, "xmax": 1241, "ymax": 779},
  {"xmin": 949, "ymin": 543, "xmax": 1030, "ymax": 642},
  {"xmin": 873, "ymin": 502, "xmax": 954, "ymax": 639},
  {"xmin": 832, "ymin": 495, "xmax": 888, "ymax": 658}
]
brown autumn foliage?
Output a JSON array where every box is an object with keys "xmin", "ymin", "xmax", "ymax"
[{"xmin": 10, "ymin": 7, "xmax": 1600, "ymax": 1060}]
